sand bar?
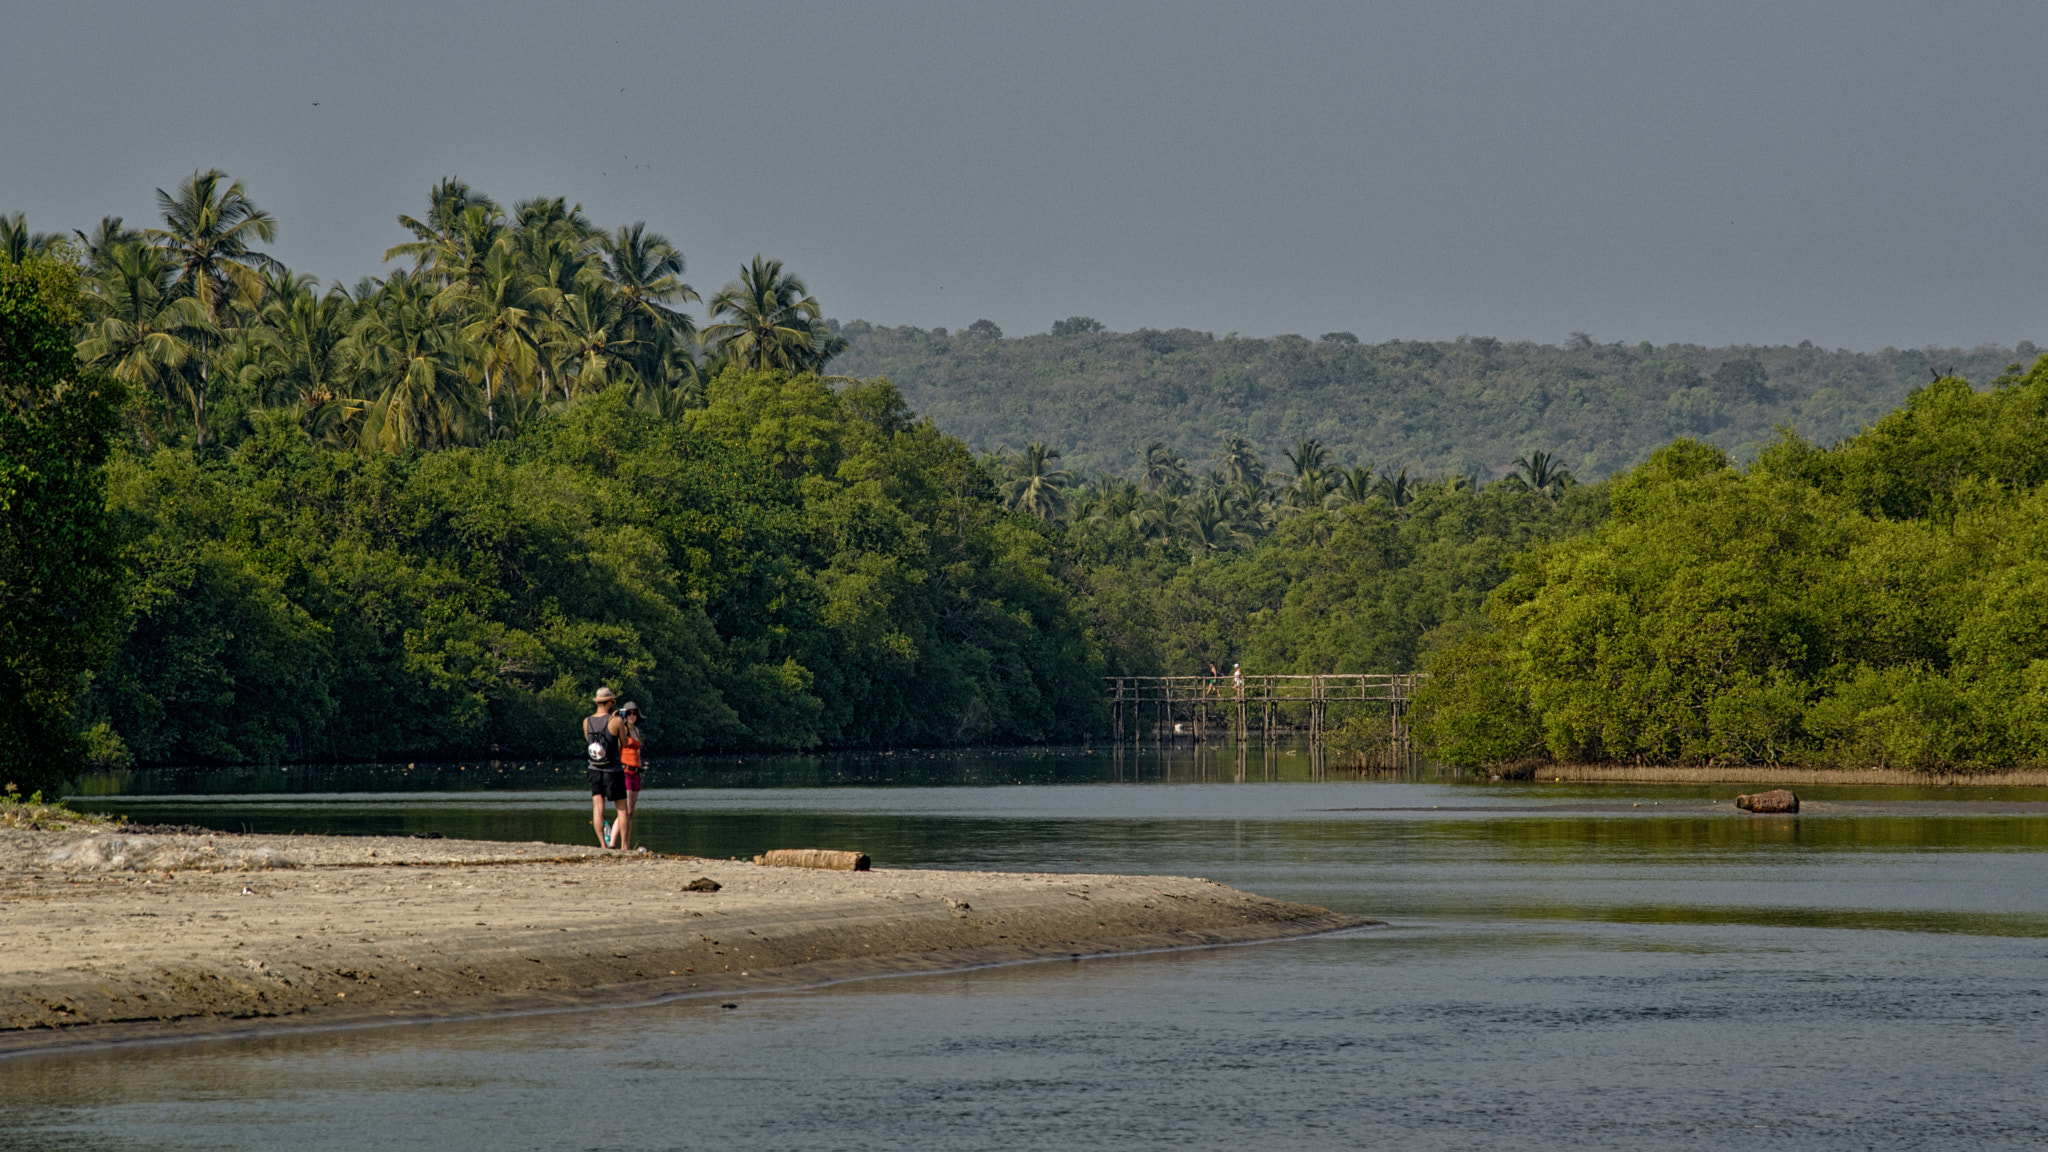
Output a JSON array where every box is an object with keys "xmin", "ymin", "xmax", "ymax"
[{"xmin": 0, "ymin": 828, "xmax": 1367, "ymax": 1053}]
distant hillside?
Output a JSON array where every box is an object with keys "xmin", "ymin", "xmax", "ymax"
[{"xmin": 833, "ymin": 323, "xmax": 2034, "ymax": 480}]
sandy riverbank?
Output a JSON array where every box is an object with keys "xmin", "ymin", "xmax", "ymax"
[{"xmin": 0, "ymin": 828, "xmax": 1365, "ymax": 1053}]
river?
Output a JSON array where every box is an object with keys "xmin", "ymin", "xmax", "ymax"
[{"xmin": 5, "ymin": 748, "xmax": 2047, "ymax": 1149}]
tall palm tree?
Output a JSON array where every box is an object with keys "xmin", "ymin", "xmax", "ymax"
[
  {"xmin": 1174, "ymin": 492, "xmax": 1254, "ymax": 555},
  {"xmin": 1001, "ymin": 442, "xmax": 1074, "ymax": 520},
  {"xmin": 1141, "ymin": 442, "xmax": 1189, "ymax": 495},
  {"xmin": 387, "ymin": 178, "xmax": 503, "ymax": 287},
  {"xmin": 1332, "ymin": 464, "xmax": 1376, "ymax": 506},
  {"xmin": 450, "ymin": 243, "xmax": 546, "ymax": 433},
  {"xmin": 1215, "ymin": 435, "xmax": 1263, "ymax": 487},
  {"xmin": 252, "ymin": 274, "xmax": 358, "ymax": 417},
  {"xmin": 545, "ymin": 284, "xmax": 640, "ymax": 399},
  {"xmin": 1283, "ymin": 437, "xmax": 1329, "ymax": 480},
  {"xmin": 143, "ymin": 170, "xmax": 278, "ymax": 443},
  {"xmin": 1285, "ymin": 467, "xmax": 1338, "ymax": 511},
  {"xmin": 1514, "ymin": 450, "xmax": 1574, "ymax": 498},
  {"xmin": 1077, "ymin": 473, "xmax": 1143, "ymax": 525},
  {"xmin": 703, "ymin": 255, "xmax": 826, "ymax": 372},
  {"xmin": 1, "ymin": 213, "xmax": 62, "ymax": 263},
  {"xmin": 145, "ymin": 169, "xmax": 279, "ymax": 325},
  {"xmin": 76, "ymin": 242, "xmax": 216, "ymax": 434},
  {"xmin": 344, "ymin": 270, "xmax": 476, "ymax": 451},
  {"xmin": 1375, "ymin": 465, "xmax": 1415, "ymax": 509},
  {"xmin": 388, "ymin": 202, "xmax": 506, "ymax": 293},
  {"xmin": 511, "ymin": 196, "xmax": 601, "ymax": 296},
  {"xmin": 74, "ymin": 216, "xmax": 141, "ymax": 270},
  {"xmin": 600, "ymin": 222, "xmax": 699, "ymax": 340}
]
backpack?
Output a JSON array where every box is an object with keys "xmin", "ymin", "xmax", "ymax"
[{"xmin": 585, "ymin": 714, "xmax": 617, "ymax": 767}]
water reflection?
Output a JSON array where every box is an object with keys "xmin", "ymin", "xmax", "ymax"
[
  {"xmin": 20, "ymin": 757, "xmax": 2048, "ymax": 1150},
  {"xmin": 68, "ymin": 741, "xmax": 1452, "ymax": 797}
]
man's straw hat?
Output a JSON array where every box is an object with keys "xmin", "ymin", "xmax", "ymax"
[{"xmin": 593, "ymin": 686, "xmax": 617, "ymax": 702}]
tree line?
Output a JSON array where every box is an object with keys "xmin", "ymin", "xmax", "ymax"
[
  {"xmin": 832, "ymin": 319, "xmax": 2028, "ymax": 483},
  {"xmin": 994, "ymin": 432, "xmax": 1574, "ymax": 553},
  {"xmin": 1036, "ymin": 437, "xmax": 1607, "ymax": 687},
  {"xmin": 1415, "ymin": 356, "xmax": 2048, "ymax": 772},
  {"xmin": 13, "ymin": 171, "xmax": 2039, "ymax": 783},
  {"xmin": 1, "ymin": 176, "xmax": 1103, "ymax": 794},
  {"xmin": 7, "ymin": 172, "xmax": 843, "ymax": 455}
]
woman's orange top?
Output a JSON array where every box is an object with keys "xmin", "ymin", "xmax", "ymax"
[{"xmin": 620, "ymin": 731, "xmax": 642, "ymax": 770}]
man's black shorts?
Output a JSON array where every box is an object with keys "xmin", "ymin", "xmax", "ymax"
[{"xmin": 588, "ymin": 767, "xmax": 627, "ymax": 801}]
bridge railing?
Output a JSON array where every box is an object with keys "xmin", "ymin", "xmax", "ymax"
[
  {"xmin": 1102, "ymin": 673, "xmax": 1424, "ymax": 705},
  {"xmin": 1103, "ymin": 672, "xmax": 1429, "ymax": 763}
]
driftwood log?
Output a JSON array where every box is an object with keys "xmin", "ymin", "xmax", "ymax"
[
  {"xmin": 755, "ymin": 848, "xmax": 871, "ymax": 871},
  {"xmin": 1735, "ymin": 789, "xmax": 1800, "ymax": 814}
]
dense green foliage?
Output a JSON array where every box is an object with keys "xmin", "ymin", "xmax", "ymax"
[
  {"xmin": 0, "ymin": 259, "xmax": 129, "ymax": 794},
  {"xmin": 1416, "ymin": 357, "xmax": 2048, "ymax": 771},
  {"xmin": 836, "ymin": 322, "xmax": 2026, "ymax": 480},
  {"xmin": 46, "ymin": 171, "xmax": 842, "ymax": 455},
  {"xmin": 1063, "ymin": 477, "xmax": 1607, "ymax": 680},
  {"xmin": 33, "ymin": 171, "xmax": 2042, "ymax": 775},
  {"xmin": 79, "ymin": 373, "xmax": 1103, "ymax": 765},
  {"xmin": 11, "ymin": 175, "xmax": 1112, "ymax": 767}
]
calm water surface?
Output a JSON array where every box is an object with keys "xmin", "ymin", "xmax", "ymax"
[{"xmin": 7, "ymin": 749, "xmax": 2047, "ymax": 1150}]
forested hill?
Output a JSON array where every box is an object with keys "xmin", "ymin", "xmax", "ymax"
[{"xmin": 833, "ymin": 323, "xmax": 2031, "ymax": 480}]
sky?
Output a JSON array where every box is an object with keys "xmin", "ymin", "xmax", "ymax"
[{"xmin": 4, "ymin": 1, "xmax": 2044, "ymax": 349}]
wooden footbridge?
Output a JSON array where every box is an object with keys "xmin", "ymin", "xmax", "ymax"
[{"xmin": 1105, "ymin": 673, "xmax": 1426, "ymax": 758}]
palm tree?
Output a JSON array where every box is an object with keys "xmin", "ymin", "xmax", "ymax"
[
  {"xmin": 1174, "ymin": 492, "xmax": 1254, "ymax": 555},
  {"xmin": 511, "ymin": 196, "xmax": 601, "ymax": 296},
  {"xmin": 76, "ymin": 242, "xmax": 216, "ymax": 435},
  {"xmin": 451, "ymin": 243, "xmax": 546, "ymax": 433},
  {"xmin": 251, "ymin": 274, "xmax": 360, "ymax": 439},
  {"xmin": 145, "ymin": 169, "xmax": 279, "ymax": 325},
  {"xmin": 601, "ymin": 222, "xmax": 699, "ymax": 340},
  {"xmin": 703, "ymin": 255, "xmax": 827, "ymax": 372},
  {"xmin": 345, "ymin": 270, "xmax": 476, "ymax": 451},
  {"xmin": 1077, "ymin": 473, "xmax": 1144, "ymax": 525},
  {"xmin": 626, "ymin": 347, "xmax": 706, "ymax": 420},
  {"xmin": 1215, "ymin": 435, "xmax": 1264, "ymax": 487},
  {"xmin": 1374, "ymin": 465, "xmax": 1415, "ymax": 509},
  {"xmin": 545, "ymin": 284, "xmax": 640, "ymax": 399},
  {"xmin": 1285, "ymin": 467, "xmax": 1339, "ymax": 511},
  {"xmin": 1332, "ymin": 464, "xmax": 1376, "ymax": 506},
  {"xmin": 1141, "ymin": 442, "xmax": 1189, "ymax": 495},
  {"xmin": 1283, "ymin": 437, "xmax": 1329, "ymax": 479},
  {"xmin": 1, "ymin": 213, "xmax": 62, "ymax": 263},
  {"xmin": 74, "ymin": 216, "xmax": 141, "ymax": 270},
  {"xmin": 387, "ymin": 179, "xmax": 503, "ymax": 288},
  {"xmin": 1514, "ymin": 450, "xmax": 1574, "ymax": 498},
  {"xmin": 1001, "ymin": 442, "xmax": 1074, "ymax": 520},
  {"xmin": 143, "ymin": 170, "xmax": 279, "ymax": 444}
]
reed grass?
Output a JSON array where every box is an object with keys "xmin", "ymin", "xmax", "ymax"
[{"xmin": 1504, "ymin": 764, "xmax": 2048, "ymax": 787}]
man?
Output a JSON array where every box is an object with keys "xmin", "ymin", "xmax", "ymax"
[{"xmin": 586, "ymin": 687, "xmax": 628, "ymax": 848}]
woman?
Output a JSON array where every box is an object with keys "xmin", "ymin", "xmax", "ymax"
[{"xmin": 612, "ymin": 702, "xmax": 645, "ymax": 850}]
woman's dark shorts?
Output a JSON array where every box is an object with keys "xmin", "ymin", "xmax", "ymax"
[{"xmin": 588, "ymin": 767, "xmax": 627, "ymax": 801}]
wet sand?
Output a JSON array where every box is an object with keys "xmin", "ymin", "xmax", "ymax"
[{"xmin": 0, "ymin": 828, "xmax": 1365, "ymax": 1053}]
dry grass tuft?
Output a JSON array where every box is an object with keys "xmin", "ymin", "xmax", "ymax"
[{"xmin": 0, "ymin": 789, "xmax": 113, "ymax": 832}]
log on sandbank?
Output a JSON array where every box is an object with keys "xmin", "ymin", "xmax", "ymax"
[
  {"xmin": 755, "ymin": 848, "xmax": 870, "ymax": 871},
  {"xmin": 0, "ymin": 828, "xmax": 1369, "ymax": 1053}
]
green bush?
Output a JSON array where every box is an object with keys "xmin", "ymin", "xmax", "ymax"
[{"xmin": 1418, "ymin": 358, "xmax": 2048, "ymax": 772}]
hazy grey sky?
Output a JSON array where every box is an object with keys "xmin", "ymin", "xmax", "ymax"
[{"xmin": 5, "ymin": 1, "xmax": 2043, "ymax": 348}]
